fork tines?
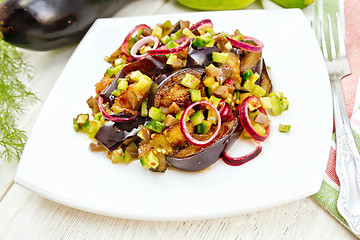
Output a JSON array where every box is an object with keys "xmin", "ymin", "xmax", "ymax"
[{"xmin": 316, "ymin": 12, "xmax": 347, "ymax": 62}]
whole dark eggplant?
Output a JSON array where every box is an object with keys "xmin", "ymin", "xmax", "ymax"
[{"xmin": 0, "ymin": 0, "xmax": 131, "ymax": 50}]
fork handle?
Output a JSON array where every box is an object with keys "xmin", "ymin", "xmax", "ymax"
[{"xmin": 330, "ymin": 75, "xmax": 360, "ymax": 236}]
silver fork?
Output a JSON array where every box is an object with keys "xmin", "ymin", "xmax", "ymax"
[{"xmin": 315, "ymin": 10, "xmax": 360, "ymax": 236}]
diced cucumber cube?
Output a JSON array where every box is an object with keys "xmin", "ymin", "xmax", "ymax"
[
  {"xmin": 141, "ymin": 101, "xmax": 148, "ymax": 117},
  {"xmin": 152, "ymin": 25, "xmax": 163, "ymax": 40},
  {"xmin": 146, "ymin": 119, "xmax": 166, "ymax": 133},
  {"xmin": 209, "ymin": 95, "xmax": 221, "ymax": 108},
  {"xmin": 117, "ymin": 79, "xmax": 128, "ymax": 91},
  {"xmin": 253, "ymin": 123, "xmax": 267, "ymax": 136},
  {"xmin": 207, "ymin": 81, "xmax": 220, "ymax": 96},
  {"xmin": 161, "ymin": 36, "xmax": 172, "ymax": 44},
  {"xmin": 140, "ymin": 152, "xmax": 159, "ymax": 170},
  {"xmin": 196, "ymin": 120, "xmax": 212, "ymax": 134},
  {"xmin": 180, "ymin": 73, "xmax": 200, "ymax": 89},
  {"xmin": 188, "ymin": 89, "xmax": 202, "ymax": 102},
  {"xmin": 242, "ymin": 69, "xmax": 253, "ymax": 82},
  {"xmin": 279, "ymin": 124, "xmax": 291, "ymax": 132},
  {"xmin": 252, "ymin": 85, "xmax": 266, "ymax": 98},
  {"xmin": 73, "ymin": 118, "xmax": 80, "ymax": 132},
  {"xmin": 166, "ymin": 54, "xmax": 177, "ymax": 65},
  {"xmin": 207, "ymin": 109, "xmax": 218, "ymax": 125},
  {"xmin": 203, "ymin": 76, "xmax": 215, "ymax": 87},
  {"xmin": 249, "ymin": 72, "xmax": 260, "ymax": 83},
  {"xmin": 269, "ymin": 91, "xmax": 285, "ymax": 100},
  {"xmin": 111, "ymin": 89, "xmax": 122, "ymax": 97},
  {"xmin": 136, "ymin": 78, "xmax": 152, "ymax": 91},
  {"xmin": 166, "ymin": 40, "xmax": 179, "ymax": 49},
  {"xmin": 88, "ymin": 120, "xmax": 102, "ymax": 138},
  {"xmin": 212, "ymin": 52, "xmax": 228, "ymax": 63},
  {"xmin": 149, "ymin": 107, "xmax": 165, "ymax": 122},
  {"xmin": 190, "ymin": 110, "xmax": 205, "ymax": 126},
  {"xmin": 244, "ymin": 80, "xmax": 255, "ymax": 93},
  {"xmin": 162, "ymin": 20, "xmax": 172, "ymax": 29},
  {"xmin": 270, "ymin": 95, "xmax": 282, "ymax": 116},
  {"xmin": 129, "ymin": 70, "xmax": 143, "ymax": 82},
  {"xmin": 192, "ymin": 37, "xmax": 212, "ymax": 48},
  {"xmin": 182, "ymin": 28, "xmax": 196, "ymax": 38},
  {"xmin": 281, "ymin": 98, "xmax": 289, "ymax": 111},
  {"xmin": 76, "ymin": 114, "xmax": 89, "ymax": 125},
  {"xmin": 260, "ymin": 97, "xmax": 272, "ymax": 109}
]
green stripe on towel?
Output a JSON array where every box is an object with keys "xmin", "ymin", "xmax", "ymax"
[{"xmin": 313, "ymin": 180, "xmax": 347, "ymax": 226}]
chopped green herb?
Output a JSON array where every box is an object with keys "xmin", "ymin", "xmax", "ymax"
[{"xmin": 0, "ymin": 39, "xmax": 38, "ymax": 162}]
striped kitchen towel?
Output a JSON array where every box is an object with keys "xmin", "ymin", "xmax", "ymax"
[{"xmin": 312, "ymin": 0, "xmax": 360, "ymax": 233}]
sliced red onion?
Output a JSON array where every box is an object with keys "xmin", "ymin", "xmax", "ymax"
[
  {"xmin": 222, "ymin": 142, "xmax": 262, "ymax": 166},
  {"xmin": 189, "ymin": 19, "xmax": 213, "ymax": 31},
  {"xmin": 130, "ymin": 36, "xmax": 159, "ymax": 60},
  {"xmin": 218, "ymin": 100, "xmax": 231, "ymax": 118},
  {"xmin": 239, "ymin": 96, "xmax": 269, "ymax": 142},
  {"xmin": 97, "ymin": 96, "xmax": 140, "ymax": 122},
  {"xmin": 227, "ymin": 35, "xmax": 264, "ymax": 53},
  {"xmin": 147, "ymin": 36, "xmax": 190, "ymax": 55},
  {"xmin": 180, "ymin": 101, "xmax": 221, "ymax": 146},
  {"xmin": 120, "ymin": 24, "xmax": 151, "ymax": 57},
  {"xmin": 223, "ymin": 103, "xmax": 241, "ymax": 122},
  {"xmin": 221, "ymin": 106, "xmax": 231, "ymax": 118},
  {"xmin": 218, "ymin": 100, "xmax": 226, "ymax": 114}
]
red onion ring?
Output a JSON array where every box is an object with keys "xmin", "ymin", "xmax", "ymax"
[
  {"xmin": 223, "ymin": 102, "xmax": 242, "ymax": 122},
  {"xmin": 130, "ymin": 36, "xmax": 160, "ymax": 60},
  {"xmin": 147, "ymin": 36, "xmax": 190, "ymax": 55},
  {"xmin": 180, "ymin": 101, "xmax": 221, "ymax": 146},
  {"xmin": 218, "ymin": 100, "xmax": 226, "ymax": 115},
  {"xmin": 222, "ymin": 142, "xmax": 262, "ymax": 166},
  {"xmin": 120, "ymin": 24, "xmax": 151, "ymax": 57},
  {"xmin": 97, "ymin": 96, "xmax": 140, "ymax": 122},
  {"xmin": 227, "ymin": 35, "xmax": 264, "ymax": 53},
  {"xmin": 189, "ymin": 19, "xmax": 213, "ymax": 31},
  {"xmin": 221, "ymin": 106, "xmax": 231, "ymax": 118},
  {"xmin": 239, "ymin": 96, "xmax": 269, "ymax": 142}
]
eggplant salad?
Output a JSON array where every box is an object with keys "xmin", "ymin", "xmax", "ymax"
[{"xmin": 73, "ymin": 19, "xmax": 290, "ymax": 172}]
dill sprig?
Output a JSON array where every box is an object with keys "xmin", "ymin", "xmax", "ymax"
[{"xmin": 0, "ymin": 39, "xmax": 38, "ymax": 162}]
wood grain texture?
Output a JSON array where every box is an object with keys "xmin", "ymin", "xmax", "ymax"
[
  {"xmin": 0, "ymin": 185, "xmax": 356, "ymax": 240},
  {"xmin": 113, "ymin": 0, "xmax": 167, "ymax": 17}
]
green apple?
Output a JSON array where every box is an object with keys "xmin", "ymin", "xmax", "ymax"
[
  {"xmin": 177, "ymin": 0, "xmax": 256, "ymax": 10},
  {"xmin": 270, "ymin": 0, "xmax": 314, "ymax": 9}
]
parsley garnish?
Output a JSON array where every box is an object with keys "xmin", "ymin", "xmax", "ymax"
[{"xmin": 0, "ymin": 39, "xmax": 38, "ymax": 162}]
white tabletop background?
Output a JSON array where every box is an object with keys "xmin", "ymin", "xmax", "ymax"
[{"xmin": 0, "ymin": 0, "xmax": 357, "ymax": 239}]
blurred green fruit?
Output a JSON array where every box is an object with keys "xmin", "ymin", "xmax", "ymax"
[
  {"xmin": 177, "ymin": 0, "xmax": 256, "ymax": 10},
  {"xmin": 270, "ymin": 0, "xmax": 314, "ymax": 9}
]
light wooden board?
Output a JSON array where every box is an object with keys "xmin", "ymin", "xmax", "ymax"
[
  {"xmin": 0, "ymin": 185, "xmax": 356, "ymax": 239},
  {"xmin": 0, "ymin": 0, "xmax": 358, "ymax": 239}
]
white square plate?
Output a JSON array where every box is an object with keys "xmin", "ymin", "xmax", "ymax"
[{"xmin": 15, "ymin": 9, "xmax": 332, "ymax": 221}]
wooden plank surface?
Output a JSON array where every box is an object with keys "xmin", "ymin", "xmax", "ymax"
[
  {"xmin": 0, "ymin": 46, "xmax": 76, "ymax": 199},
  {"xmin": 0, "ymin": 184, "xmax": 356, "ymax": 239},
  {"xmin": 0, "ymin": 0, "xmax": 358, "ymax": 239}
]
